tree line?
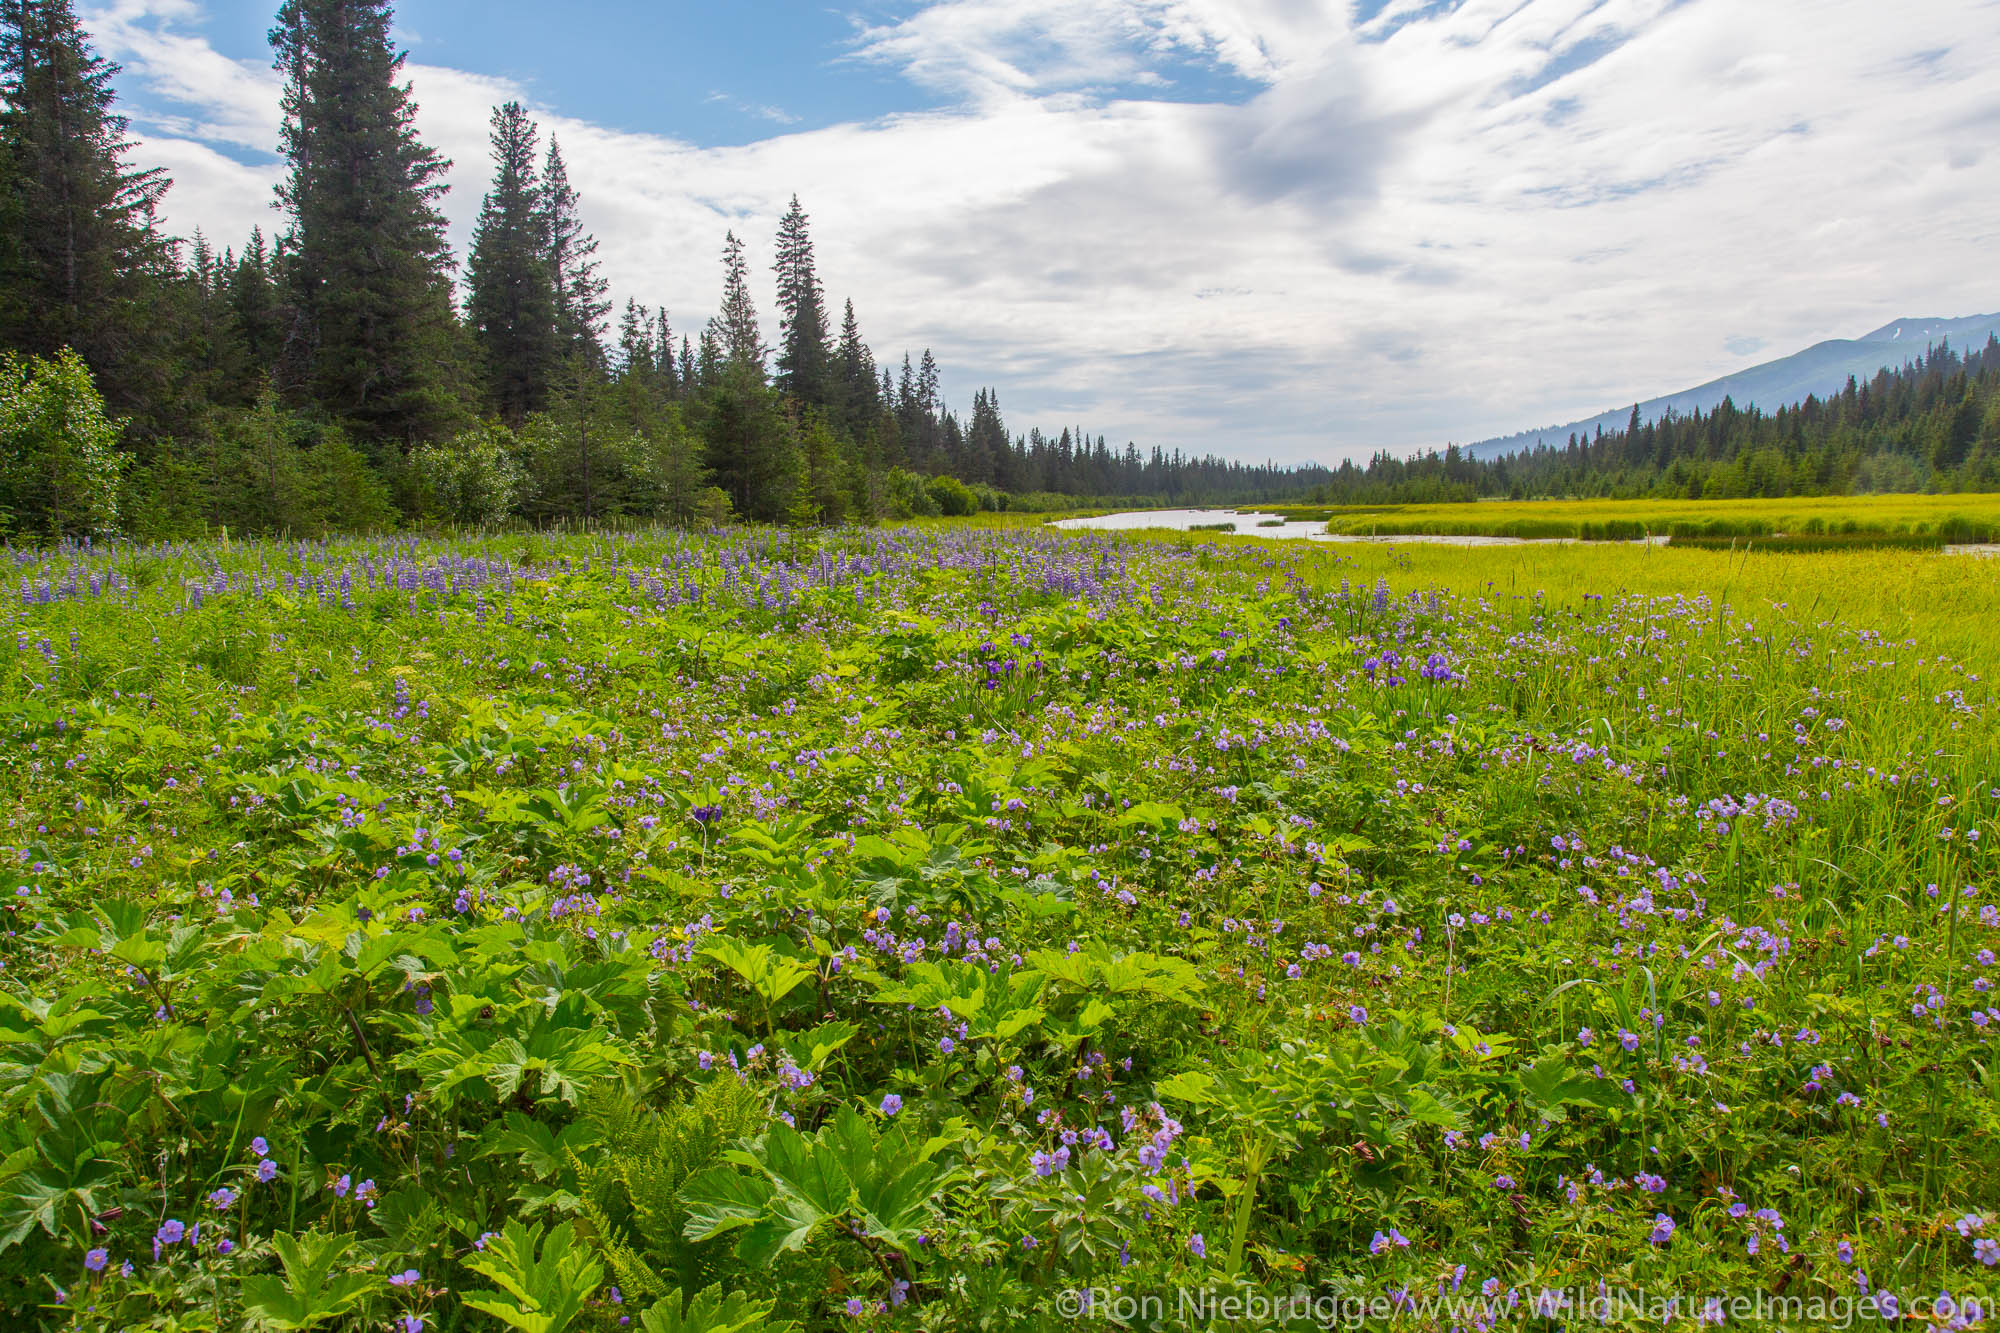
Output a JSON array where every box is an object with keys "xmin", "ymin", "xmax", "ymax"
[
  {"xmin": 0, "ymin": 0, "xmax": 1331, "ymax": 541},
  {"xmin": 1307, "ymin": 337, "xmax": 2000, "ymax": 505}
]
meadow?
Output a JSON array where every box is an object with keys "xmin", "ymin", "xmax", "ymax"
[
  {"xmin": 1284, "ymin": 493, "xmax": 2000, "ymax": 543},
  {"xmin": 2, "ymin": 523, "xmax": 1997, "ymax": 1329}
]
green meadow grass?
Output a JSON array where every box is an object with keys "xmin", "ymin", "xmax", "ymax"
[{"xmin": 1, "ymin": 524, "xmax": 1995, "ymax": 1327}]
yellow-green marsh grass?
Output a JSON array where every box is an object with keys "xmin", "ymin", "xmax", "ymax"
[
  {"xmin": 1315, "ymin": 493, "xmax": 2000, "ymax": 542},
  {"xmin": 1149, "ymin": 524, "xmax": 2000, "ymax": 670}
]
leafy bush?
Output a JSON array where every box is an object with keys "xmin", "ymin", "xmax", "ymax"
[
  {"xmin": 412, "ymin": 421, "xmax": 527, "ymax": 526},
  {"xmin": 0, "ymin": 347, "xmax": 123, "ymax": 541},
  {"xmin": 923, "ymin": 474, "xmax": 977, "ymax": 518},
  {"xmin": 883, "ymin": 467, "xmax": 939, "ymax": 518}
]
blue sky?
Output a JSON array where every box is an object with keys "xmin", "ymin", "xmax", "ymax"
[
  {"xmin": 80, "ymin": 0, "xmax": 2000, "ymax": 464},
  {"xmin": 169, "ymin": 2, "xmax": 945, "ymax": 146}
]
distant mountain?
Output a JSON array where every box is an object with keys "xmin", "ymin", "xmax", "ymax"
[{"xmin": 1468, "ymin": 311, "xmax": 2000, "ymax": 458}]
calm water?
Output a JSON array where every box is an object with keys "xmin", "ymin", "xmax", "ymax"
[
  {"xmin": 1049, "ymin": 509, "xmax": 1584, "ymax": 546},
  {"xmin": 1051, "ymin": 509, "xmax": 2000, "ymax": 555}
]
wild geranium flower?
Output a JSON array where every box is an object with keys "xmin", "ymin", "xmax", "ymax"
[
  {"xmin": 399, "ymin": 1317, "xmax": 425, "ymax": 1333},
  {"xmin": 1650, "ymin": 1214, "xmax": 1676, "ymax": 1245},
  {"xmin": 207, "ymin": 1187, "xmax": 236, "ymax": 1209},
  {"xmin": 1370, "ymin": 1228, "xmax": 1411, "ymax": 1254},
  {"xmin": 255, "ymin": 1159, "xmax": 279, "ymax": 1183},
  {"xmin": 84, "ymin": 1248, "xmax": 108, "ymax": 1273},
  {"xmin": 1975, "ymin": 1238, "xmax": 1999, "ymax": 1267},
  {"xmin": 1189, "ymin": 1233, "xmax": 1206, "ymax": 1258},
  {"xmin": 249, "ymin": 1137, "xmax": 268, "ymax": 1157},
  {"xmin": 389, "ymin": 1269, "xmax": 419, "ymax": 1287},
  {"xmin": 1348, "ymin": 1005, "xmax": 1369, "ymax": 1025},
  {"xmin": 879, "ymin": 1093, "xmax": 903, "ymax": 1116}
]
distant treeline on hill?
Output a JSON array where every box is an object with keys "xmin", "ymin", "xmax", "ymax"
[
  {"xmin": 0, "ymin": 0, "xmax": 1330, "ymax": 543},
  {"xmin": 1308, "ymin": 337, "xmax": 2000, "ymax": 505}
]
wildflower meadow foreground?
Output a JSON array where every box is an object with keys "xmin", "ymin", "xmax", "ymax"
[{"xmin": 2, "ymin": 524, "xmax": 1997, "ymax": 1329}]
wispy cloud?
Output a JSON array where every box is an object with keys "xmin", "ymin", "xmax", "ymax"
[
  {"xmin": 80, "ymin": 0, "xmax": 2000, "ymax": 462},
  {"xmin": 704, "ymin": 91, "xmax": 802, "ymax": 126}
]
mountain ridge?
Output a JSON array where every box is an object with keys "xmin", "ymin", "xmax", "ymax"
[{"xmin": 1467, "ymin": 311, "xmax": 2000, "ymax": 459}]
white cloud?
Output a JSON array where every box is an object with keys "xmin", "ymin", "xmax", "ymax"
[{"xmin": 81, "ymin": 0, "xmax": 2000, "ymax": 464}]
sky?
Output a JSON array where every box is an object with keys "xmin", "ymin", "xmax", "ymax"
[{"xmin": 79, "ymin": 0, "xmax": 2000, "ymax": 466}]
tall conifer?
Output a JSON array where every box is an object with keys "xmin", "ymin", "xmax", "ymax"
[
  {"xmin": 270, "ymin": 0, "xmax": 460, "ymax": 446},
  {"xmin": 0, "ymin": 0, "xmax": 169, "ymax": 412},
  {"xmin": 772, "ymin": 196, "xmax": 830, "ymax": 407},
  {"xmin": 542, "ymin": 138, "xmax": 608, "ymax": 364},
  {"xmin": 707, "ymin": 231, "xmax": 764, "ymax": 370},
  {"xmin": 466, "ymin": 101, "xmax": 558, "ymax": 426}
]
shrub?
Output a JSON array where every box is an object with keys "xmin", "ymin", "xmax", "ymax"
[
  {"xmin": 413, "ymin": 422, "xmax": 526, "ymax": 526},
  {"xmin": 925, "ymin": 474, "xmax": 978, "ymax": 517},
  {"xmin": 0, "ymin": 347, "xmax": 124, "ymax": 541},
  {"xmin": 884, "ymin": 468, "xmax": 940, "ymax": 519}
]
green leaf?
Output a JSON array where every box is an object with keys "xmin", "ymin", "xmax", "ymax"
[
  {"xmin": 681, "ymin": 1108, "xmax": 953, "ymax": 1266},
  {"xmin": 239, "ymin": 1231, "xmax": 380, "ymax": 1330},
  {"xmin": 463, "ymin": 1219, "xmax": 604, "ymax": 1333},
  {"xmin": 639, "ymin": 1284, "xmax": 789, "ymax": 1333},
  {"xmin": 680, "ymin": 1165, "xmax": 775, "ymax": 1241},
  {"xmin": 1154, "ymin": 1070, "xmax": 1218, "ymax": 1105},
  {"xmin": 700, "ymin": 938, "xmax": 815, "ymax": 1008},
  {"xmin": 779, "ymin": 1020, "xmax": 857, "ymax": 1072}
]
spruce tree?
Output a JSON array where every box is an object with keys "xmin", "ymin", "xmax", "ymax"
[
  {"xmin": 0, "ymin": 0, "xmax": 169, "ymax": 414},
  {"xmin": 701, "ymin": 358, "xmax": 795, "ymax": 522},
  {"xmin": 466, "ymin": 101, "xmax": 558, "ymax": 427},
  {"xmin": 772, "ymin": 195, "xmax": 830, "ymax": 407},
  {"xmin": 655, "ymin": 309, "xmax": 678, "ymax": 398},
  {"xmin": 969, "ymin": 387, "xmax": 1008, "ymax": 488},
  {"xmin": 520, "ymin": 360, "xmax": 629, "ymax": 522},
  {"xmin": 834, "ymin": 298, "xmax": 877, "ymax": 433},
  {"xmin": 174, "ymin": 232, "xmax": 253, "ymax": 411},
  {"xmin": 542, "ymin": 138, "xmax": 608, "ymax": 365},
  {"xmin": 707, "ymin": 231, "xmax": 764, "ymax": 371},
  {"xmin": 270, "ymin": 0, "xmax": 461, "ymax": 447},
  {"xmin": 229, "ymin": 228, "xmax": 282, "ymax": 385},
  {"xmin": 616, "ymin": 298, "xmax": 654, "ymax": 378}
]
